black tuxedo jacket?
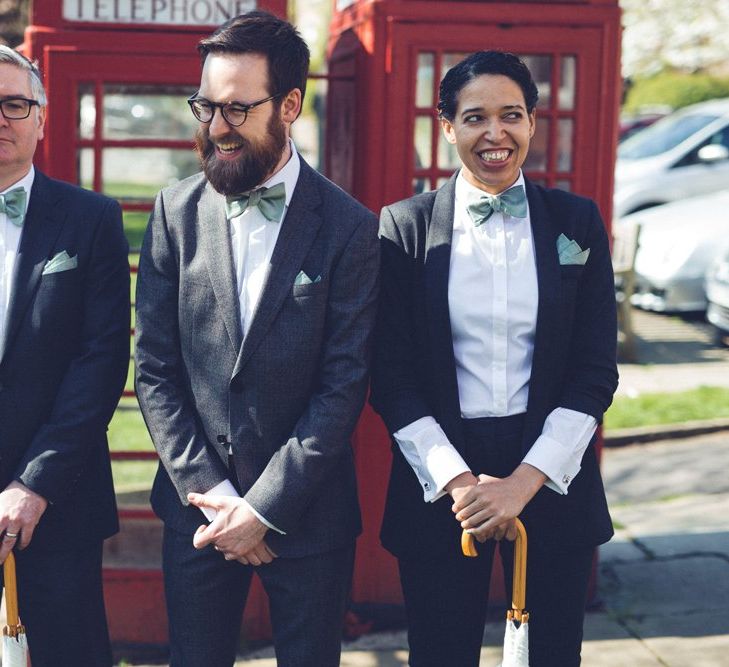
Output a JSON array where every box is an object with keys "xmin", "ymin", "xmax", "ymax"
[
  {"xmin": 370, "ymin": 173, "xmax": 618, "ymax": 558},
  {"xmin": 0, "ymin": 171, "xmax": 129, "ymax": 547}
]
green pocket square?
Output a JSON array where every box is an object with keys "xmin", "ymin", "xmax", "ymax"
[
  {"xmin": 557, "ymin": 233, "xmax": 590, "ymax": 265},
  {"xmin": 294, "ymin": 270, "xmax": 321, "ymax": 286},
  {"xmin": 42, "ymin": 250, "xmax": 78, "ymax": 275}
]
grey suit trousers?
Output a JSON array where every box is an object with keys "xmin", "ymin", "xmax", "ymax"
[{"xmin": 162, "ymin": 526, "xmax": 355, "ymax": 667}]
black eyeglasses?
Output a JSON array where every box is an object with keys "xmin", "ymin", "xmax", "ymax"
[
  {"xmin": 187, "ymin": 93, "xmax": 281, "ymax": 127},
  {"xmin": 0, "ymin": 97, "xmax": 41, "ymax": 120}
]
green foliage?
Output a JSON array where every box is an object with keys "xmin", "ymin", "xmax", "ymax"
[
  {"xmin": 624, "ymin": 71, "xmax": 729, "ymax": 113},
  {"xmin": 604, "ymin": 386, "xmax": 729, "ymax": 430}
]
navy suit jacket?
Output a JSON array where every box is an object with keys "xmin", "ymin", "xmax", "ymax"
[
  {"xmin": 0, "ymin": 170, "xmax": 129, "ymax": 547},
  {"xmin": 370, "ymin": 173, "xmax": 618, "ymax": 558}
]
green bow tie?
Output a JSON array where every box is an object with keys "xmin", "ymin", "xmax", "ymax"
[
  {"xmin": 467, "ymin": 184, "xmax": 527, "ymax": 226},
  {"xmin": 225, "ymin": 182, "xmax": 286, "ymax": 222},
  {"xmin": 0, "ymin": 187, "xmax": 27, "ymax": 227}
]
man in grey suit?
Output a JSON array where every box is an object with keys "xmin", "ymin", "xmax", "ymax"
[
  {"xmin": 134, "ymin": 11, "xmax": 379, "ymax": 667},
  {"xmin": 0, "ymin": 46, "xmax": 129, "ymax": 666}
]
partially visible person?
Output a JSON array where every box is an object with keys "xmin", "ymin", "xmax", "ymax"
[
  {"xmin": 0, "ymin": 45, "xmax": 129, "ymax": 666},
  {"xmin": 371, "ymin": 51, "xmax": 618, "ymax": 667},
  {"xmin": 134, "ymin": 11, "xmax": 378, "ymax": 667}
]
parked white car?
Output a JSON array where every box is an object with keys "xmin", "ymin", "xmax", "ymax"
[
  {"xmin": 705, "ymin": 247, "xmax": 729, "ymax": 345},
  {"xmin": 615, "ymin": 189, "xmax": 729, "ymax": 313},
  {"xmin": 614, "ymin": 98, "xmax": 729, "ymax": 218}
]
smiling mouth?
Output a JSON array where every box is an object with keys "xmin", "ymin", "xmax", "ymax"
[
  {"xmin": 477, "ymin": 149, "xmax": 511, "ymax": 163},
  {"xmin": 214, "ymin": 141, "xmax": 244, "ymax": 158}
]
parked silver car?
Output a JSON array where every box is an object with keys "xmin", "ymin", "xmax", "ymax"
[
  {"xmin": 705, "ymin": 247, "xmax": 729, "ymax": 346},
  {"xmin": 615, "ymin": 189, "xmax": 729, "ymax": 312},
  {"xmin": 614, "ymin": 98, "xmax": 729, "ymax": 218}
]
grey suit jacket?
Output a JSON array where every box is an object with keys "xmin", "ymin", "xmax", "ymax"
[
  {"xmin": 135, "ymin": 159, "xmax": 379, "ymax": 558},
  {"xmin": 0, "ymin": 170, "xmax": 129, "ymax": 547}
]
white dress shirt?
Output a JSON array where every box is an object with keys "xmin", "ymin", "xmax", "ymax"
[
  {"xmin": 201, "ymin": 141, "xmax": 301, "ymax": 533},
  {"xmin": 394, "ymin": 171, "xmax": 597, "ymax": 502},
  {"xmin": 0, "ymin": 167, "xmax": 34, "ymax": 354}
]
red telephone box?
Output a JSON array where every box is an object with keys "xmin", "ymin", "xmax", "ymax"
[{"xmin": 328, "ymin": 0, "xmax": 622, "ymax": 615}]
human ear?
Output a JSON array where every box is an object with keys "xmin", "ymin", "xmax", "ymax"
[{"xmin": 440, "ymin": 117, "xmax": 457, "ymax": 145}]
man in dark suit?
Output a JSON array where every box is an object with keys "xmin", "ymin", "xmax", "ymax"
[
  {"xmin": 0, "ymin": 46, "xmax": 130, "ymax": 666},
  {"xmin": 134, "ymin": 11, "xmax": 379, "ymax": 667},
  {"xmin": 370, "ymin": 51, "xmax": 618, "ymax": 666}
]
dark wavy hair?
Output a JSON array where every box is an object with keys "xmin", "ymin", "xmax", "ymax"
[
  {"xmin": 437, "ymin": 51, "xmax": 539, "ymax": 121},
  {"xmin": 198, "ymin": 10, "xmax": 310, "ymax": 104}
]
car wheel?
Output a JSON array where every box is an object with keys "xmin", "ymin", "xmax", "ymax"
[{"xmin": 712, "ymin": 326, "xmax": 729, "ymax": 348}]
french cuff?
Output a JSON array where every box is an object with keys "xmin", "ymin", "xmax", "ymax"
[
  {"xmin": 394, "ymin": 418, "xmax": 470, "ymax": 502},
  {"xmin": 200, "ymin": 479, "xmax": 239, "ymax": 522},
  {"xmin": 522, "ymin": 434, "xmax": 582, "ymax": 495}
]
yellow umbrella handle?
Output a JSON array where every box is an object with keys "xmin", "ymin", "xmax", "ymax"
[
  {"xmin": 3, "ymin": 551, "xmax": 20, "ymax": 628},
  {"xmin": 461, "ymin": 518, "xmax": 528, "ymax": 614}
]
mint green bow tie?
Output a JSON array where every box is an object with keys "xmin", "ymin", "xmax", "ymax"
[
  {"xmin": 225, "ymin": 182, "xmax": 286, "ymax": 222},
  {"xmin": 0, "ymin": 187, "xmax": 27, "ymax": 227},
  {"xmin": 467, "ymin": 184, "xmax": 527, "ymax": 226}
]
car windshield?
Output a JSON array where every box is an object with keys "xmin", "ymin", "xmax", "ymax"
[{"xmin": 618, "ymin": 113, "xmax": 719, "ymax": 159}]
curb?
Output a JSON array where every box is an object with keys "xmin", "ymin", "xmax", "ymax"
[{"xmin": 604, "ymin": 417, "xmax": 729, "ymax": 447}]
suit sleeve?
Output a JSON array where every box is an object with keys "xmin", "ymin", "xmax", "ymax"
[
  {"xmin": 243, "ymin": 211, "xmax": 380, "ymax": 532},
  {"xmin": 369, "ymin": 206, "xmax": 433, "ymax": 433},
  {"xmin": 558, "ymin": 201, "xmax": 619, "ymax": 421},
  {"xmin": 134, "ymin": 192, "xmax": 229, "ymax": 502},
  {"xmin": 15, "ymin": 198, "xmax": 130, "ymax": 503}
]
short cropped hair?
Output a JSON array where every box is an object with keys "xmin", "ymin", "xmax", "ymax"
[
  {"xmin": 198, "ymin": 10, "xmax": 310, "ymax": 104},
  {"xmin": 0, "ymin": 45, "xmax": 47, "ymax": 106},
  {"xmin": 437, "ymin": 51, "xmax": 538, "ymax": 121}
]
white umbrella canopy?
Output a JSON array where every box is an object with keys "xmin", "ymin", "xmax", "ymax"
[
  {"xmin": 462, "ymin": 518, "xmax": 530, "ymax": 667},
  {"xmin": 2, "ymin": 552, "xmax": 30, "ymax": 667}
]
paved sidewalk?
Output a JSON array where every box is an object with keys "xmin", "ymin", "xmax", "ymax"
[
  {"xmin": 617, "ymin": 309, "xmax": 729, "ymax": 396},
  {"xmin": 229, "ymin": 432, "xmax": 729, "ymax": 666}
]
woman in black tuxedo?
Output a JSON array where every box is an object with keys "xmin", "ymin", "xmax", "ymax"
[{"xmin": 370, "ymin": 51, "xmax": 618, "ymax": 667}]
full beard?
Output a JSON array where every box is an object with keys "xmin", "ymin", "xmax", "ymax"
[{"xmin": 195, "ymin": 114, "xmax": 287, "ymax": 196}]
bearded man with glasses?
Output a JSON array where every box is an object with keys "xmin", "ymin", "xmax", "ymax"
[
  {"xmin": 135, "ymin": 10, "xmax": 379, "ymax": 667},
  {"xmin": 0, "ymin": 45, "xmax": 129, "ymax": 667}
]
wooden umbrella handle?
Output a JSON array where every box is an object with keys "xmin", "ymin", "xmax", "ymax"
[
  {"xmin": 3, "ymin": 551, "xmax": 20, "ymax": 628},
  {"xmin": 461, "ymin": 518, "xmax": 528, "ymax": 613}
]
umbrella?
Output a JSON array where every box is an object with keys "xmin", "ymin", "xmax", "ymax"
[
  {"xmin": 462, "ymin": 518, "xmax": 529, "ymax": 666},
  {"xmin": 3, "ymin": 551, "xmax": 29, "ymax": 667}
]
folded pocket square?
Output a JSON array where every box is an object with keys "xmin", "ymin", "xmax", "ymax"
[
  {"xmin": 42, "ymin": 251, "xmax": 78, "ymax": 275},
  {"xmin": 294, "ymin": 270, "xmax": 321, "ymax": 286},
  {"xmin": 557, "ymin": 234, "xmax": 590, "ymax": 265}
]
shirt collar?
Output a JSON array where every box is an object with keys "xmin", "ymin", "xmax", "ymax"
[
  {"xmin": 1, "ymin": 166, "xmax": 35, "ymax": 214},
  {"xmin": 258, "ymin": 138, "xmax": 300, "ymax": 208},
  {"xmin": 456, "ymin": 169, "xmax": 526, "ymax": 206}
]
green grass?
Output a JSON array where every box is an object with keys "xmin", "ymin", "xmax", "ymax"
[
  {"xmin": 604, "ymin": 386, "xmax": 729, "ymax": 430},
  {"xmin": 123, "ymin": 211, "xmax": 149, "ymax": 250},
  {"xmin": 108, "ymin": 408, "xmax": 157, "ymax": 494}
]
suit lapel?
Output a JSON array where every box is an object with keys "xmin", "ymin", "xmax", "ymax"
[
  {"xmin": 1, "ymin": 172, "xmax": 64, "ymax": 363},
  {"xmin": 199, "ymin": 183, "xmax": 243, "ymax": 354},
  {"xmin": 524, "ymin": 179, "xmax": 561, "ymax": 432},
  {"xmin": 232, "ymin": 160, "xmax": 323, "ymax": 378},
  {"xmin": 425, "ymin": 173, "xmax": 464, "ymax": 446}
]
